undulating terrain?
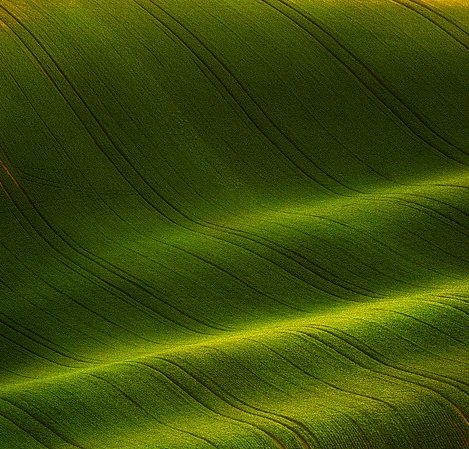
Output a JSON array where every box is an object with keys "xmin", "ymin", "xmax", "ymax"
[{"xmin": 1, "ymin": 0, "xmax": 469, "ymax": 447}]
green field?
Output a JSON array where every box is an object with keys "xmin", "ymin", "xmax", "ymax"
[{"xmin": 1, "ymin": 0, "xmax": 469, "ymax": 447}]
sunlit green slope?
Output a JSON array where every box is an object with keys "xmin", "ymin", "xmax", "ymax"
[{"xmin": 1, "ymin": 0, "xmax": 469, "ymax": 447}]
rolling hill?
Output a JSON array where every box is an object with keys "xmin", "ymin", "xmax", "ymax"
[{"xmin": 1, "ymin": 0, "xmax": 469, "ymax": 447}]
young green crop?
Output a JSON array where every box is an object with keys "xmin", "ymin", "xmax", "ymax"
[{"xmin": 1, "ymin": 0, "xmax": 468, "ymax": 447}]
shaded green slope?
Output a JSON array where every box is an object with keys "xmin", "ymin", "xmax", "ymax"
[{"xmin": 1, "ymin": 0, "xmax": 469, "ymax": 447}]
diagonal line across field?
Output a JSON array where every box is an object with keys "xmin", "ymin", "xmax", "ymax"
[{"xmin": 1, "ymin": 0, "xmax": 469, "ymax": 447}]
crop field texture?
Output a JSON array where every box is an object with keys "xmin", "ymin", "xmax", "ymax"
[{"xmin": 1, "ymin": 0, "xmax": 469, "ymax": 447}]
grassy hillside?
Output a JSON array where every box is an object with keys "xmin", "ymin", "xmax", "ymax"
[{"xmin": 1, "ymin": 0, "xmax": 469, "ymax": 447}]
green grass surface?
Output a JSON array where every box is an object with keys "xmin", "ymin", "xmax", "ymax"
[{"xmin": 1, "ymin": 0, "xmax": 469, "ymax": 447}]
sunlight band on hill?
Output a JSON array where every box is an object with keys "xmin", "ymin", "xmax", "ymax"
[{"xmin": 1, "ymin": 0, "xmax": 468, "ymax": 447}]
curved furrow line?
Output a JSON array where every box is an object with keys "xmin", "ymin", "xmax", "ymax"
[
  {"xmin": 434, "ymin": 183, "xmax": 469, "ymax": 193},
  {"xmin": 288, "ymin": 331, "xmax": 469, "ymax": 446},
  {"xmin": 445, "ymin": 295, "xmax": 469, "ymax": 305},
  {"xmin": 304, "ymin": 325, "xmax": 469, "ymax": 397},
  {"xmin": 0, "ymin": 330, "xmax": 87, "ymax": 370},
  {"xmin": 59, "ymin": 178, "xmax": 358, "ymax": 322},
  {"xmin": 0, "ymin": 3, "xmax": 185, "ymax": 226},
  {"xmin": 390, "ymin": 0, "xmax": 469, "ymax": 51},
  {"xmin": 0, "ymin": 412, "xmax": 50, "ymax": 449},
  {"xmin": 0, "ymin": 65, "xmax": 81, "ymax": 181},
  {"xmin": 45, "ymin": 184, "xmax": 327, "ymax": 314},
  {"xmin": 0, "ymin": 242, "xmax": 162, "ymax": 349},
  {"xmin": 346, "ymin": 321, "xmax": 469, "ymax": 394},
  {"xmin": 9, "ymin": 392, "xmax": 95, "ymax": 448},
  {"xmin": 198, "ymin": 219, "xmax": 384, "ymax": 298},
  {"xmin": 333, "ymin": 2, "xmax": 469, "ymax": 127},
  {"xmin": 310, "ymin": 209, "xmax": 464, "ymax": 280},
  {"xmin": 185, "ymin": 222, "xmax": 377, "ymax": 304},
  {"xmin": 73, "ymin": 194, "xmax": 374, "ymax": 305},
  {"xmin": 38, "ymin": 21, "xmax": 190, "ymax": 215},
  {"xmin": 261, "ymin": 0, "xmax": 469, "ymax": 164},
  {"xmin": 224, "ymin": 340, "xmax": 375, "ymax": 448},
  {"xmin": 0, "ymin": 313, "xmax": 104, "ymax": 364},
  {"xmin": 405, "ymin": 190, "xmax": 469, "ymax": 226},
  {"xmin": 352, "ymin": 312, "xmax": 469, "ymax": 371},
  {"xmin": 189, "ymin": 337, "xmax": 368, "ymax": 448},
  {"xmin": 152, "ymin": 193, "xmax": 385, "ymax": 299},
  {"xmin": 372, "ymin": 194, "xmax": 469, "ymax": 252},
  {"xmin": 251, "ymin": 334, "xmax": 400, "ymax": 411},
  {"xmin": 193, "ymin": 342, "xmax": 385, "ymax": 448},
  {"xmin": 173, "ymin": 357, "xmax": 316, "ymax": 449},
  {"xmin": 14, "ymin": 166, "xmax": 100, "ymax": 193},
  {"xmin": 131, "ymin": 216, "xmax": 379, "ymax": 301},
  {"xmin": 0, "ymin": 158, "xmax": 227, "ymax": 338},
  {"xmin": 307, "ymin": 337, "xmax": 469, "ymax": 438},
  {"xmin": 429, "ymin": 298, "xmax": 469, "ymax": 319},
  {"xmin": 70, "ymin": 217, "xmax": 329, "ymax": 314},
  {"xmin": 131, "ymin": 360, "xmax": 310, "ymax": 449},
  {"xmin": 52, "ymin": 227, "xmax": 231, "ymax": 333},
  {"xmin": 133, "ymin": 0, "xmax": 356, "ymax": 196},
  {"xmin": 322, "ymin": 409, "xmax": 373, "ymax": 449},
  {"xmin": 341, "ymin": 197, "xmax": 469, "ymax": 269},
  {"xmin": 86, "ymin": 373, "xmax": 219, "ymax": 449},
  {"xmin": 203, "ymin": 345, "xmax": 303, "ymax": 399},
  {"xmin": 377, "ymin": 308, "xmax": 468, "ymax": 347},
  {"xmin": 409, "ymin": 0, "xmax": 469, "ymax": 35},
  {"xmin": 0, "ymin": 397, "xmax": 84, "ymax": 449},
  {"xmin": 0, "ymin": 182, "xmax": 13, "ymax": 205},
  {"xmin": 32, "ymin": 175, "xmax": 460, "ymax": 336},
  {"xmin": 294, "ymin": 327, "xmax": 439, "ymax": 396},
  {"xmin": 53, "ymin": 216, "xmax": 262, "ymax": 323},
  {"xmin": 281, "ymin": 212, "xmax": 453, "ymax": 281},
  {"xmin": 2, "ymin": 278, "xmax": 155, "ymax": 351},
  {"xmin": 175, "ymin": 0, "xmax": 403, "ymax": 191},
  {"xmin": 0, "ymin": 290, "xmax": 120, "ymax": 359},
  {"xmin": 0, "ymin": 300, "xmax": 466, "ymax": 445},
  {"xmin": 156, "ymin": 238, "xmax": 310, "ymax": 312},
  {"xmin": 1, "ymin": 0, "xmax": 469, "ymax": 447},
  {"xmin": 141, "ymin": 357, "xmax": 317, "ymax": 449},
  {"xmin": 195, "ymin": 344, "xmax": 377, "ymax": 448},
  {"xmin": 285, "ymin": 0, "xmax": 469, "ymax": 153},
  {"xmin": 244, "ymin": 335, "xmax": 424, "ymax": 449},
  {"xmin": 242, "ymin": 336, "xmax": 417, "ymax": 446},
  {"xmin": 33, "ymin": 180, "xmax": 326, "ymax": 316},
  {"xmin": 312, "ymin": 322, "xmax": 469, "ymax": 381},
  {"xmin": 43, "ymin": 34, "xmax": 219, "ymax": 218},
  {"xmin": 384, "ymin": 196, "xmax": 469, "ymax": 236},
  {"xmin": 0, "ymin": 293, "xmax": 459, "ymax": 389},
  {"xmin": 0, "ymin": 366, "xmax": 35, "ymax": 381},
  {"xmin": 3, "ymin": 308, "xmax": 462, "ymax": 396},
  {"xmin": 2, "ymin": 4, "xmax": 370, "ymax": 316},
  {"xmin": 292, "ymin": 327, "xmax": 469, "ymax": 424},
  {"xmin": 3, "ymin": 0, "xmax": 462, "ymax": 322},
  {"xmin": 272, "ymin": 219, "xmax": 450, "ymax": 290},
  {"xmin": 87, "ymin": 174, "xmax": 466, "ymax": 305},
  {"xmin": 191, "ymin": 342, "xmax": 316, "ymax": 405},
  {"xmin": 0, "ymin": 183, "xmax": 208, "ymax": 338}
]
